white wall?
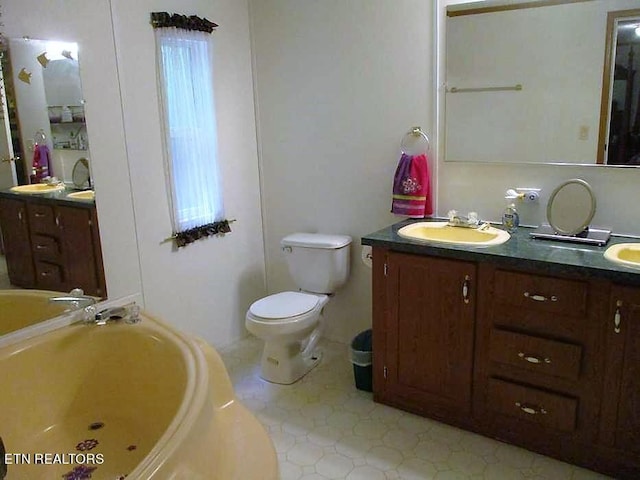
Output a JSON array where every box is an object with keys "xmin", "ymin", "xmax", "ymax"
[
  {"xmin": 438, "ymin": 0, "xmax": 640, "ymax": 235},
  {"xmin": 3, "ymin": 0, "xmax": 143, "ymax": 303},
  {"xmin": 110, "ymin": 0, "xmax": 266, "ymax": 347},
  {"xmin": 250, "ymin": 0, "xmax": 435, "ymax": 343}
]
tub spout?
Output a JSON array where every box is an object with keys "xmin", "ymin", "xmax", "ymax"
[{"xmin": 94, "ymin": 304, "xmax": 140, "ymax": 325}]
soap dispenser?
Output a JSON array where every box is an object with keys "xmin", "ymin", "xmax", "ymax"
[{"xmin": 502, "ymin": 201, "xmax": 520, "ymax": 233}]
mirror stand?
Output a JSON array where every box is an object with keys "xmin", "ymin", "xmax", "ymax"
[{"xmin": 530, "ymin": 225, "xmax": 611, "ymax": 247}]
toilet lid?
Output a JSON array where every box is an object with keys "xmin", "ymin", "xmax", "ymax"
[{"xmin": 249, "ymin": 291, "xmax": 319, "ymax": 319}]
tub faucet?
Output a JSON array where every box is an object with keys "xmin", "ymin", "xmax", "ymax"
[{"xmin": 49, "ymin": 288, "xmax": 96, "ymax": 310}]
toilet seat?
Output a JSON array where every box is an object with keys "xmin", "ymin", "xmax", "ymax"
[{"xmin": 249, "ymin": 291, "xmax": 319, "ymax": 320}]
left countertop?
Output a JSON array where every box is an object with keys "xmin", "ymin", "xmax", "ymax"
[{"xmin": 0, "ymin": 186, "xmax": 95, "ymax": 208}]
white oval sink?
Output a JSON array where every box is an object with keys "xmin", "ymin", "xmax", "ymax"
[
  {"xmin": 10, "ymin": 184, "xmax": 65, "ymax": 195},
  {"xmin": 604, "ymin": 243, "xmax": 640, "ymax": 269},
  {"xmin": 67, "ymin": 190, "xmax": 95, "ymax": 200},
  {"xmin": 397, "ymin": 221, "xmax": 511, "ymax": 246}
]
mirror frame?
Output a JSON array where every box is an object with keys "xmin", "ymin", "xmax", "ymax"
[
  {"xmin": 597, "ymin": 8, "xmax": 640, "ymax": 164},
  {"xmin": 546, "ymin": 178, "xmax": 596, "ymax": 234}
]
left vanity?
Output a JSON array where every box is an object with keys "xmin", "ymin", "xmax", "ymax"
[
  {"xmin": 362, "ymin": 219, "xmax": 640, "ymax": 479},
  {"xmin": 0, "ymin": 187, "xmax": 105, "ymax": 297}
]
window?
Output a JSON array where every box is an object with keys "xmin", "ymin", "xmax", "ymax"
[{"xmin": 153, "ymin": 13, "xmax": 230, "ymax": 247}]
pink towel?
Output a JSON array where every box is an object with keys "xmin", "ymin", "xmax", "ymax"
[{"xmin": 391, "ymin": 153, "xmax": 433, "ymax": 218}]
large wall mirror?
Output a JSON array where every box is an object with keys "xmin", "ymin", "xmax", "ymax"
[
  {"xmin": 0, "ymin": 37, "xmax": 105, "ymax": 335},
  {"xmin": 444, "ymin": 0, "xmax": 640, "ymax": 166}
]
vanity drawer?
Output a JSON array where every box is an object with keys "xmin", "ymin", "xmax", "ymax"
[
  {"xmin": 493, "ymin": 270, "xmax": 587, "ymax": 317},
  {"xmin": 489, "ymin": 329, "xmax": 582, "ymax": 381},
  {"xmin": 27, "ymin": 204, "xmax": 57, "ymax": 234},
  {"xmin": 487, "ymin": 377, "xmax": 578, "ymax": 433},
  {"xmin": 31, "ymin": 234, "xmax": 61, "ymax": 259},
  {"xmin": 35, "ymin": 261, "xmax": 63, "ymax": 288}
]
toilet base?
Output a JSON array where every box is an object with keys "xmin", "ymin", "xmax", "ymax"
[{"xmin": 259, "ymin": 340, "xmax": 322, "ymax": 384}]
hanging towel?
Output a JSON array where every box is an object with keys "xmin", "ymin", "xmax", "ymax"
[
  {"xmin": 391, "ymin": 153, "xmax": 433, "ymax": 218},
  {"xmin": 32, "ymin": 144, "xmax": 52, "ymax": 182}
]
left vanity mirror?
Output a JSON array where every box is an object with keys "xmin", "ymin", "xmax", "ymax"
[{"xmin": 0, "ymin": 37, "xmax": 106, "ymax": 336}]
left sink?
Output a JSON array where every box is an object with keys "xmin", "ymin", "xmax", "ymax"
[
  {"xmin": 397, "ymin": 221, "xmax": 511, "ymax": 246},
  {"xmin": 10, "ymin": 184, "xmax": 65, "ymax": 194}
]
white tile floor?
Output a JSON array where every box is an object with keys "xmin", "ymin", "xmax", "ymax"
[{"xmin": 219, "ymin": 337, "xmax": 612, "ymax": 480}]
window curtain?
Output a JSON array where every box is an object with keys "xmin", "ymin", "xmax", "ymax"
[{"xmin": 153, "ymin": 13, "xmax": 230, "ymax": 247}]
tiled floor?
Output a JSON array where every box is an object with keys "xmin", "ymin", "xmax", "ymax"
[{"xmin": 219, "ymin": 337, "xmax": 612, "ymax": 480}]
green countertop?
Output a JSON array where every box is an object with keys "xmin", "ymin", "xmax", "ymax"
[
  {"xmin": 362, "ymin": 219, "xmax": 640, "ymax": 286},
  {"xmin": 0, "ymin": 186, "xmax": 95, "ymax": 208}
]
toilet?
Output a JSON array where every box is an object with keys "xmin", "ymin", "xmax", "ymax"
[{"xmin": 245, "ymin": 233, "xmax": 352, "ymax": 384}]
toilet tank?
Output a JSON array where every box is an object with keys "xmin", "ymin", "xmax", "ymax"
[{"xmin": 281, "ymin": 233, "xmax": 352, "ymax": 294}]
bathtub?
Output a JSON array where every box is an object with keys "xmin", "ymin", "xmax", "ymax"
[
  {"xmin": 0, "ymin": 289, "xmax": 71, "ymax": 336},
  {"xmin": 0, "ymin": 310, "xmax": 277, "ymax": 479}
]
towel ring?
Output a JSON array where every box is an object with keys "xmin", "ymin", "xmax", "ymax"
[
  {"xmin": 34, "ymin": 129, "xmax": 46, "ymax": 144},
  {"xmin": 400, "ymin": 126, "xmax": 430, "ymax": 155}
]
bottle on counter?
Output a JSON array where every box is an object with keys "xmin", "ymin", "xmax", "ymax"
[{"xmin": 502, "ymin": 201, "xmax": 520, "ymax": 233}]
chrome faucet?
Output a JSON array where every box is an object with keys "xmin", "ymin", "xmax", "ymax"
[
  {"xmin": 446, "ymin": 210, "xmax": 491, "ymax": 230},
  {"xmin": 48, "ymin": 288, "xmax": 96, "ymax": 310},
  {"xmin": 447, "ymin": 210, "xmax": 480, "ymax": 228}
]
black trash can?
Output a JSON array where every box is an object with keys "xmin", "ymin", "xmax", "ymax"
[{"xmin": 350, "ymin": 329, "xmax": 373, "ymax": 392}]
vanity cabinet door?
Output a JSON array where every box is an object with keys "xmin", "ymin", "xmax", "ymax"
[
  {"xmin": 0, "ymin": 197, "xmax": 35, "ymax": 286},
  {"xmin": 55, "ymin": 205, "xmax": 105, "ymax": 297},
  {"xmin": 600, "ymin": 285, "xmax": 640, "ymax": 461},
  {"xmin": 376, "ymin": 250, "xmax": 476, "ymax": 422}
]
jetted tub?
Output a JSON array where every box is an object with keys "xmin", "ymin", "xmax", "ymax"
[
  {"xmin": 0, "ymin": 310, "xmax": 277, "ymax": 479},
  {"xmin": 0, "ymin": 290, "xmax": 71, "ymax": 336}
]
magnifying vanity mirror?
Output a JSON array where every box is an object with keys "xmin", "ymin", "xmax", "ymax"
[
  {"xmin": 444, "ymin": 0, "xmax": 640, "ymax": 166},
  {"xmin": 0, "ymin": 36, "xmax": 106, "ymax": 335},
  {"xmin": 72, "ymin": 157, "xmax": 91, "ymax": 189},
  {"xmin": 531, "ymin": 179, "xmax": 611, "ymax": 245}
]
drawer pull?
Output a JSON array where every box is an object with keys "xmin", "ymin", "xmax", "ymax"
[
  {"xmin": 35, "ymin": 244, "xmax": 48, "ymax": 250},
  {"xmin": 34, "ymin": 212, "xmax": 46, "ymax": 218},
  {"xmin": 523, "ymin": 292, "xmax": 558, "ymax": 302},
  {"xmin": 518, "ymin": 352, "xmax": 551, "ymax": 364},
  {"xmin": 40, "ymin": 271, "xmax": 51, "ymax": 277},
  {"xmin": 515, "ymin": 401, "xmax": 547, "ymax": 415}
]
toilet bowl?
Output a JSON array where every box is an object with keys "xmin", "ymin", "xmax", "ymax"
[
  {"xmin": 245, "ymin": 233, "xmax": 351, "ymax": 384},
  {"xmin": 246, "ymin": 291, "xmax": 329, "ymax": 384}
]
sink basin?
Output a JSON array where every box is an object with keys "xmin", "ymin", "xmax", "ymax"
[
  {"xmin": 10, "ymin": 184, "xmax": 65, "ymax": 195},
  {"xmin": 397, "ymin": 221, "xmax": 511, "ymax": 246},
  {"xmin": 604, "ymin": 243, "xmax": 640, "ymax": 268},
  {"xmin": 67, "ymin": 190, "xmax": 95, "ymax": 200}
]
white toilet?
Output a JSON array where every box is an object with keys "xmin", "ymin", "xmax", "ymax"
[{"xmin": 245, "ymin": 233, "xmax": 352, "ymax": 384}]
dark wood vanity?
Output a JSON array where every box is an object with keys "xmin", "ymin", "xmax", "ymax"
[
  {"xmin": 0, "ymin": 189, "xmax": 106, "ymax": 297},
  {"xmin": 363, "ymin": 221, "xmax": 640, "ymax": 479}
]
